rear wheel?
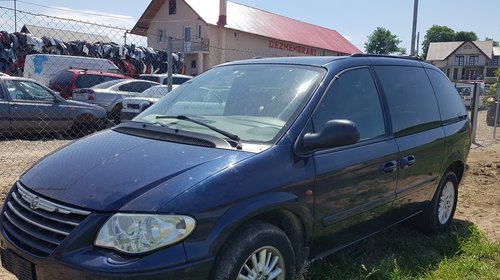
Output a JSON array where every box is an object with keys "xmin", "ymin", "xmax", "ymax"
[
  {"xmin": 109, "ymin": 103, "xmax": 122, "ymax": 124},
  {"xmin": 418, "ymin": 171, "xmax": 458, "ymax": 233},
  {"xmin": 213, "ymin": 222, "xmax": 295, "ymax": 280}
]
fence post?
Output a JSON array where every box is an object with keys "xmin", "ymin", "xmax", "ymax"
[
  {"xmin": 167, "ymin": 36, "xmax": 173, "ymax": 92},
  {"xmin": 494, "ymin": 77, "xmax": 500, "ymax": 139},
  {"xmin": 470, "ymin": 83, "xmax": 480, "ymax": 144}
]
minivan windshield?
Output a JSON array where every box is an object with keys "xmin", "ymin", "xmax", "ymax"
[{"xmin": 135, "ymin": 64, "xmax": 325, "ymax": 144}]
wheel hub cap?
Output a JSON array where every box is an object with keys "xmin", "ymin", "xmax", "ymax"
[
  {"xmin": 438, "ymin": 181, "xmax": 455, "ymax": 224},
  {"xmin": 237, "ymin": 246, "xmax": 285, "ymax": 280}
]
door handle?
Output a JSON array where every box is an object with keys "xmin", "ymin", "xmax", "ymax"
[
  {"xmin": 380, "ymin": 160, "xmax": 397, "ymax": 173},
  {"xmin": 400, "ymin": 155, "xmax": 416, "ymax": 169}
]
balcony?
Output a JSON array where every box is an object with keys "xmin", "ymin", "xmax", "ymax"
[{"xmin": 172, "ymin": 38, "xmax": 209, "ymax": 53}]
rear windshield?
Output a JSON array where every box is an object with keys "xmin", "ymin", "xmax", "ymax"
[
  {"xmin": 76, "ymin": 75, "xmax": 123, "ymax": 89},
  {"xmin": 50, "ymin": 70, "xmax": 74, "ymax": 88},
  {"xmin": 92, "ymin": 79, "xmax": 125, "ymax": 89}
]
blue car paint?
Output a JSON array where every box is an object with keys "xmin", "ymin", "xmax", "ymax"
[{"xmin": 21, "ymin": 130, "xmax": 254, "ymax": 211}]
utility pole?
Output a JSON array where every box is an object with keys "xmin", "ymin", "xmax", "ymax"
[{"xmin": 410, "ymin": 0, "xmax": 419, "ymax": 56}]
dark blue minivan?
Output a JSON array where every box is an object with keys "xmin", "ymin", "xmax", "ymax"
[{"xmin": 0, "ymin": 55, "xmax": 470, "ymax": 280}]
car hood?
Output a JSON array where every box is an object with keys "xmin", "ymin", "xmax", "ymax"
[{"xmin": 20, "ymin": 130, "xmax": 253, "ymax": 212}]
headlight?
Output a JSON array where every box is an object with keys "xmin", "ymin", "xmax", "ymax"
[{"xmin": 95, "ymin": 214, "xmax": 196, "ymax": 254}]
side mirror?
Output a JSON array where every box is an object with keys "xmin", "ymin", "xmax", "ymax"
[{"xmin": 302, "ymin": 119, "xmax": 360, "ymax": 151}]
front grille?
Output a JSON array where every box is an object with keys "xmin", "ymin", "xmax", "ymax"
[{"xmin": 1, "ymin": 182, "xmax": 90, "ymax": 257}]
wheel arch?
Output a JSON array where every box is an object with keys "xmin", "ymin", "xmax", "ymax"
[{"xmin": 205, "ymin": 193, "xmax": 313, "ymax": 277}]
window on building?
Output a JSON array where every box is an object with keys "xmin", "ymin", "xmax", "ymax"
[
  {"xmin": 157, "ymin": 29, "xmax": 164, "ymax": 43},
  {"xmin": 169, "ymin": 0, "xmax": 176, "ymax": 15},
  {"xmin": 197, "ymin": 24, "xmax": 202, "ymax": 38},
  {"xmin": 455, "ymin": 56, "xmax": 464, "ymax": 65},
  {"xmin": 191, "ymin": 60, "xmax": 197, "ymax": 69},
  {"xmin": 493, "ymin": 57, "xmax": 499, "ymax": 66},
  {"xmin": 468, "ymin": 56, "xmax": 479, "ymax": 66},
  {"xmin": 452, "ymin": 68, "xmax": 458, "ymax": 80},
  {"xmin": 446, "ymin": 68, "xmax": 451, "ymax": 78}
]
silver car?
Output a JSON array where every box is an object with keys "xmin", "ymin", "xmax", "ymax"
[
  {"xmin": 72, "ymin": 79, "xmax": 159, "ymax": 122},
  {"xmin": 120, "ymin": 85, "xmax": 175, "ymax": 121},
  {"xmin": 0, "ymin": 76, "xmax": 107, "ymax": 136}
]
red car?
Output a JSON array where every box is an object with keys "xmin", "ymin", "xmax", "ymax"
[{"xmin": 48, "ymin": 69, "xmax": 129, "ymax": 99}]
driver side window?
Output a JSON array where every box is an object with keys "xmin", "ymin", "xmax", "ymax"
[
  {"xmin": 6, "ymin": 80, "xmax": 55, "ymax": 102},
  {"xmin": 312, "ymin": 67, "xmax": 386, "ymax": 142}
]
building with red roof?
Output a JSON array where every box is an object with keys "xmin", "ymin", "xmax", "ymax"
[{"xmin": 132, "ymin": 0, "xmax": 360, "ymax": 75}]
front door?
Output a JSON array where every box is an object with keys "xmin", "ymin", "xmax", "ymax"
[
  {"xmin": 5, "ymin": 80, "xmax": 71, "ymax": 133},
  {"xmin": 0, "ymin": 86, "xmax": 10, "ymax": 134},
  {"xmin": 311, "ymin": 67, "xmax": 399, "ymax": 255}
]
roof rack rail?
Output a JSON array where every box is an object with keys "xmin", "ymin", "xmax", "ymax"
[{"xmin": 350, "ymin": 53, "xmax": 424, "ymax": 62}]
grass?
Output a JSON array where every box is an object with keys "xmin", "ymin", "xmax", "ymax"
[{"xmin": 304, "ymin": 220, "xmax": 500, "ymax": 280}]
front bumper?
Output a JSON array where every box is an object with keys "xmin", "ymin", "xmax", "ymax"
[
  {"xmin": 0, "ymin": 232, "xmax": 213, "ymax": 280},
  {"xmin": 0, "ymin": 213, "xmax": 213, "ymax": 280},
  {"xmin": 120, "ymin": 111, "xmax": 140, "ymax": 122}
]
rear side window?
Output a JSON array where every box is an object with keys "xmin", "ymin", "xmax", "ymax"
[
  {"xmin": 50, "ymin": 70, "xmax": 73, "ymax": 88},
  {"xmin": 425, "ymin": 68, "xmax": 467, "ymax": 122},
  {"xmin": 172, "ymin": 77, "xmax": 190, "ymax": 84},
  {"xmin": 312, "ymin": 67, "xmax": 386, "ymax": 141},
  {"xmin": 374, "ymin": 66, "xmax": 440, "ymax": 136}
]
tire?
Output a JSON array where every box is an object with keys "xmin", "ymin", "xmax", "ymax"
[
  {"xmin": 418, "ymin": 171, "xmax": 459, "ymax": 234},
  {"xmin": 110, "ymin": 104, "xmax": 122, "ymax": 124},
  {"xmin": 213, "ymin": 222, "xmax": 295, "ymax": 280}
]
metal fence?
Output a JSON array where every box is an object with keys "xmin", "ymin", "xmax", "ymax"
[{"xmin": 0, "ymin": 5, "xmax": 190, "ymax": 197}]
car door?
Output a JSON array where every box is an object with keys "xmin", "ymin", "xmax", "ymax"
[
  {"xmin": 6, "ymin": 79, "xmax": 71, "ymax": 133},
  {"xmin": 373, "ymin": 65, "xmax": 446, "ymax": 219},
  {"xmin": 0, "ymin": 82, "xmax": 11, "ymax": 133},
  {"xmin": 310, "ymin": 67, "xmax": 399, "ymax": 255}
]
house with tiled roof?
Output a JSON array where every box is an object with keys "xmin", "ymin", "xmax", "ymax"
[
  {"xmin": 426, "ymin": 40, "xmax": 499, "ymax": 84},
  {"xmin": 131, "ymin": 0, "xmax": 360, "ymax": 75}
]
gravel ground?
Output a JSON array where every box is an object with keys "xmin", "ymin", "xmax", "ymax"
[{"xmin": 0, "ymin": 110, "xmax": 498, "ymax": 279}]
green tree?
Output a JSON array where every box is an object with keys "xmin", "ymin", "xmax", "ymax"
[
  {"xmin": 421, "ymin": 25, "xmax": 455, "ymax": 59},
  {"xmin": 364, "ymin": 27, "xmax": 404, "ymax": 55},
  {"xmin": 454, "ymin": 31, "xmax": 478, "ymax": 41},
  {"xmin": 486, "ymin": 37, "xmax": 499, "ymax": 47}
]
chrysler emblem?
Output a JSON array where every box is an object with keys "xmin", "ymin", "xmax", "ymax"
[{"xmin": 30, "ymin": 197, "xmax": 40, "ymax": 210}]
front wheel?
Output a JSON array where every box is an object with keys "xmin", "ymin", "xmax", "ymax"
[
  {"xmin": 213, "ymin": 222, "xmax": 295, "ymax": 280},
  {"xmin": 419, "ymin": 171, "xmax": 459, "ymax": 233}
]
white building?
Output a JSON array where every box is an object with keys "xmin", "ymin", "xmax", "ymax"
[{"xmin": 131, "ymin": 0, "xmax": 360, "ymax": 75}]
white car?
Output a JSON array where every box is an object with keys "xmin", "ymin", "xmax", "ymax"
[
  {"xmin": 138, "ymin": 73, "xmax": 192, "ymax": 85},
  {"xmin": 120, "ymin": 85, "xmax": 175, "ymax": 121},
  {"xmin": 72, "ymin": 79, "xmax": 159, "ymax": 122}
]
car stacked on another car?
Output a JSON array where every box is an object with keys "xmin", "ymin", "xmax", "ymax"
[
  {"xmin": 48, "ymin": 68, "xmax": 129, "ymax": 99},
  {"xmin": 72, "ymin": 79, "xmax": 160, "ymax": 122},
  {"xmin": 0, "ymin": 76, "xmax": 107, "ymax": 136}
]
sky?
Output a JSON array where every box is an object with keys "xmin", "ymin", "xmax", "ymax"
[{"xmin": 2, "ymin": 0, "xmax": 500, "ymax": 53}]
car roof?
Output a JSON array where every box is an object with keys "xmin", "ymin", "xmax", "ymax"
[
  {"xmin": 139, "ymin": 73, "xmax": 193, "ymax": 78},
  {"xmin": 220, "ymin": 54, "xmax": 425, "ymax": 68}
]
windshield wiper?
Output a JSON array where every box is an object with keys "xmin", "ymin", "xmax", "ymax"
[{"xmin": 155, "ymin": 115, "xmax": 242, "ymax": 149}]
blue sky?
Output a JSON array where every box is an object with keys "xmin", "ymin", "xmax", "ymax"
[{"xmin": 3, "ymin": 0, "xmax": 500, "ymax": 53}]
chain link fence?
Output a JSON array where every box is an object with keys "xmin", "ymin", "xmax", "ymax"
[{"xmin": 0, "ymin": 6, "xmax": 193, "ymax": 197}]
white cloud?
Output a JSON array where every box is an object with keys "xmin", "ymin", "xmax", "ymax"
[{"xmin": 40, "ymin": 7, "xmax": 137, "ymax": 29}]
